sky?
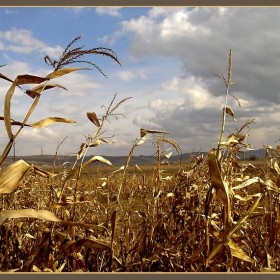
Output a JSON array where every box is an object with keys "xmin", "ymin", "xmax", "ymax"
[{"xmin": 0, "ymin": 7, "xmax": 280, "ymax": 158}]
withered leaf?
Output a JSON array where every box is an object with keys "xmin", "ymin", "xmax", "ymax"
[
  {"xmin": 0, "ymin": 160, "xmax": 31, "ymax": 194},
  {"xmin": 45, "ymin": 67, "xmax": 90, "ymax": 79},
  {"xmin": 225, "ymin": 106, "xmax": 237, "ymax": 121},
  {"xmin": 87, "ymin": 112, "xmax": 100, "ymax": 127},
  {"xmin": 31, "ymin": 117, "xmax": 77, "ymax": 128},
  {"xmin": 135, "ymin": 136, "xmax": 146, "ymax": 146},
  {"xmin": 63, "ymin": 236, "xmax": 111, "ymax": 254},
  {"xmin": 0, "ymin": 73, "xmax": 14, "ymax": 84},
  {"xmin": 0, "ymin": 209, "xmax": 61, "ymax": 225},
  {"xmin": 140, "ymin": 128, "xmax": 171, "ymax": 137},
  {"xmin": 15, "ymin": 74, "xmax": 48, "ymax": 86},
  {"xmin": 32, "ymin": 165, "xmax": 57, "ymax": 178},
  {"xmin": 227, "ymin": 239, "xmax": 253, "ymax": 263},
  {"xmin": 26, "ymin": 84, "xmax": 67, "ymax": 99}
]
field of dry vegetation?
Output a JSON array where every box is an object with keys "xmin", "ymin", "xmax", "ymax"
[{"xmin": 1, "ymin": 37, "xmax": 280, "ymax": 273}]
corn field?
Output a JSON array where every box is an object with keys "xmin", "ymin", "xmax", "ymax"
[{"xmin": 0, "ymin": 36, "xmax": 280, "ymax": 273}]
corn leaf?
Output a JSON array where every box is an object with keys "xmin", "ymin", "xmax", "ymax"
[
  {"xmin": 0, "ymin": 209, "xmax": 62, "ymax": 225},
  {"xmin": 0, "ymin": 160, "xmax": 31, "ymax": 194},
  {"xmin": 0, "ymin": 73, "xmax": 15, "ymax": 84},
  {"xmin": 136, "ymin": 136, "xmax": 146, "ymax": 146},
  {"xmin": 207, "ymin": 149, "xmax": 231, "ymax": 207},
  {"xmin": 63, "ymin": 236, "xmax": 111, "ymax": 254},
  {"xmin": 45, "ymin": 67, "xmax": 90, "ymax": 79},
  {"xmin": 87, "ymin": 112, "xmax": 100, "ymax": 127},
  {"xmin": 81, "ymin": 156, "xmax": 112, "ymax": 169},
  {"xmin": 140, "ymin": 128, "xmax": 171, "ymax": 137},
  {"xmin": 15, "ymin": 74, "xmax": 48, "ymax": 85},
  {"xmin": 225, "ymin": 106, "xmax": 237, "ymax": 121},
  {"xmin": 0, "ymin": 116, "xmax": 31, "ymax": 127},
  {"xmin": 227, "ymin": 239, "xmax": 254, "ymax": 263},
  {"xmin": 4, "ymin": 79, "xmax": 17, "ymax": 139},
  {"xmin": 26, "ymin": 84, "xmax": 67, "ymax": 99},
  {"xmin": 32, "ymin": 165, "xmax": 57, "ymax": 178},
  {"xmin": 30, "ymin": 117, "xmax": 77, "ymax": 128}
]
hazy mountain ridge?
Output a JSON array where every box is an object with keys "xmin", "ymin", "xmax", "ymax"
[{"xmin": 2, "ymin": 149, "xmax": 267, "ymax": 167}]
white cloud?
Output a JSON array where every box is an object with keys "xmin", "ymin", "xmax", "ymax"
[
  {"xmin": 0, "ymin": 28, "xmax": 63, "ymax": 58},
  {"xmin": 95, "ymin": 8, "xmax": 280, "ymax": 153},
  {"xmin": 5, "ymin": 9, "xmax": 18, "ymax": 14},
  {"xmin": 20, "ymin": 127, "xmax": 59, "ymax": 142},
  {"xmin": 95, "ymin": 8, "xmax": 122, "ymax": 17},
  {"xmin": 72, "ymin": 7, "xmax": 85, "ymax": 14},
  {"xmin": 117, "ymin": 70, "xmax": 136, "ymax": 82},
  {"xmin": 149, "ymin": 99, "xmax": 169, "ymax": 110},
  {"xmin": 133, "ymin": 115, "xmax": 162, "ymax": 129}
]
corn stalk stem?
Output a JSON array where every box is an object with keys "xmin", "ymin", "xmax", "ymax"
[{"xmin": 217, "ymin": 49, "xmax": 232, "ymax": 160}]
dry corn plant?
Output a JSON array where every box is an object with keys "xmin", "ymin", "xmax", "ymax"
[
  {"xmin": 54, "ymin": 93, "xmax": 131, "ymax": 228},
  {"xmin": 202, "ymin": 50, "xmax": 280, "ymax": 272},
  {"xmin": 0, "ymin": 35, "xmax": 126, "ymax": 272},
  {"xmin": 114, "ymin": 128, "xmax": 181, "ymax": 206}
]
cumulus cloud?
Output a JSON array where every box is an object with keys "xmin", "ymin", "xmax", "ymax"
[
  {"xmin": 149, "ymin": 99, "xmax": 169, "ymax": 110},
  {"xmin": 106, "ymin": 8, "xmax": 280, "ymax": 104},
  {"xmin": 0, "ymin": 28, "xmax": 63, "ymax": 58},
  {"xmin": 118, "ymin": 70, "xmax": 136, "ymax": 82},
  {"xmin": 95, "ymin": 8, "xmax": 122, "ymax": 17},
  {"xmin": 96, "ymin": 7, "xmax": 280, "ymax": 152},
  {"xmin": 133, "ymin": 115, "xmax": 162, "ymax": 129}
]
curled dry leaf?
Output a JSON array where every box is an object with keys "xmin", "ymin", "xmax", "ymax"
[
  {"xmin": 164, "ymin": 152, "xmax": 172, "ymax": 159},
  {"xmin": 45, "ymin": 67, "xmax": 91, "ymax": 79},
  {"xmin": 219, "ymin": 135, "xmax": 239, "ymax": 148},
  {"xmin": 233, "ymin": 177, "xmax": 261, "ymax": 190},
  {"xmin": 32, "ymin": 165, "xmax": 57, "ymax": 178},
  {"xmin": 272, "ymin": 160, "xmax": 280, "ymax": 174},
  {"xmin": 161, "ymin": 138, "xmax": 181, "ymax": 154},
  {"xmin": 77, "ymin": 142, "xmax": 87, "ymax": 160},
  {"xmin": 0, "ymin": 160, "xmax": 32, "ymax": 194},
  {"xmin": 0, "ymin": 73, "xmax": 15, "ymax": 84},
  {"xmin": 15, "ymin": 74, "xmax": 49, "ymax": 86},
  {"xmin": 63, "ymin": 236, "xmax": 111, "ymax": 255},
  {"xmin": 90, "ymin": 138, "xmax": 114, "ymax": 147},
  {"xmin": 135, "ymin": 136, "xmax": 146, "ymax": 146},
  {"xmin": 233, "ymin": 177, "xmax": 278, "ymax": 192},
  {"xmin": 0, "ymin": 209, "xmax": 62, "ymax": 225},
  {"xmin": 0, "ymin": 208, "xmax": 104, "ymax": 230},
  {"xmin": 87, "ymin": 112, "xmax": 100, "ymax": 127},
  {"xmin": 109, "ymin": 166, "xmax": 125, "ymax": 175},
  {"xmin": 234, "ymin": 194, "xmax": 262, "ymax": 201},
  {"xmin": 81, "ymin": 155, "xmax": 112, "ymax": 169},
  {"xmin": 26, "ymin": 83, "xmax": 68, "ymax": 99},
  {"xmin": 140, "ymin": 128, "xmax": 171, "ymax": 138},
  {"xmin": 227, "ymin": 239, "xmax": 254, "ymax": 263},
  {"xmin": 207, "ymin": 149, "xmax": 232, "ymax": 207},
  {"xmin": 66, "ymin": 156, "xmax": 112, "ymax": 181},
  {"xmin": 0, "ymin": 116, "xmax": 32, "ymax": 127},
  {"xmin": 225, "ymin": 106, "xmax": 237, "ymax": 121},
  {"xmin": 31, "ymin": 117, "xmax": 77, "ymax": 128},
  {"xmin": 4, "ymin": 74, "xmax": 48, "ymax": 140},
  {"xmin": 135, "ymin": 164, "xmax": 143, "ymax": 173}
]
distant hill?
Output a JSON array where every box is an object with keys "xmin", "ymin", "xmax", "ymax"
[{"xmin": 1, "ymin": 148, "xmax": 267, "ymax": 167}]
